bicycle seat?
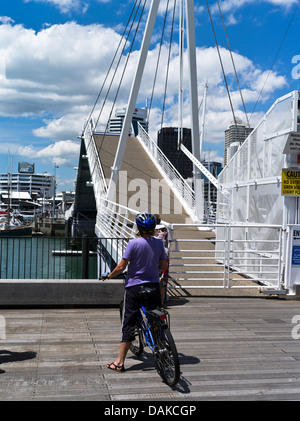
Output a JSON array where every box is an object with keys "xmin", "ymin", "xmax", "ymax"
[
  {"xmin": 138, "ymin": 286, "xmax": 157, "ymax": 309},
  {"xmin": 138, "ymin": 286, "xmax": 157, "ymax": 298}
]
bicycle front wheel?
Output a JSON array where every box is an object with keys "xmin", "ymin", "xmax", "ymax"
[{"xmin": 154, "ymin": 326, "xmax": 180, "ymax": 386}]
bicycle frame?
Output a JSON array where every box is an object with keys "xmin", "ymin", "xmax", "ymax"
[
  {"xmin": 138, "ymin": 305, "xmax": 169, "ymax": 352},
  {"xmin": 139, "ymin": 306, "xmax": 155, "ymax": 351},
  {"xmin": 120, "ymin": 295, "xmax": 180, "ymax": 387}
]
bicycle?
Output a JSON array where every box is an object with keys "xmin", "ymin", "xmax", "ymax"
[{"xmin": 119, "ymin": 286, "xmax": 180, "ymax": 387}]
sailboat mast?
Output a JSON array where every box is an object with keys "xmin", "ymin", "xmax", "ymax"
[
  {"xmin": 200, "ymin": 82, "xmax": 208, "ymax": 160},
  {"xmin": 7, "ymin": 151, "xmax": 12, "ymax": 228}
]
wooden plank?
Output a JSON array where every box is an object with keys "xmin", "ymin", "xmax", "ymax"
[{"xmin": 0, "ymin": 297, "xmax": 299, "ymax": 401}]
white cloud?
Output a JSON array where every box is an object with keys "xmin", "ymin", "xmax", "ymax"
[
  {"xmin": 226, "ymin": 13, "xmax": 240, "ymax": 25},
  {"xmin": 213, "ymin": 0, "xmax": 298, "ymax": 13},
  {"xmin": 249, "ymin": 70, "xmax": 287, "ymax": 94},
  {"xmin": 143, "ymin": 44, "xmax": 286, "ymax": 144},
  {"xmin": 24, "ymin": 0, "xmax": 88, "ymax": 14},
  {"xmin": 18, "ymin": 140, "xmax": 80, "ymax": 166},
  {"xmin": 24, "ymin": 0, "xmax": 115, "ymax": 14},
  {"xmin": 0, "ymin": 16, "xmax": 15, "ymax": 25},
  {"xmin": 0, "ymin": 21, "xmax": 122, "ymax": 128},
  {"xmin": 264, "ymin": 0, "xmax": 298, "ymax": 6},
  {"xmin": 0, "ymin": 16, "xmax": 288, "ymax": 170},
  {"xmin": 2, "ymin": 21, "xmax": 121, "ymax": 99}
]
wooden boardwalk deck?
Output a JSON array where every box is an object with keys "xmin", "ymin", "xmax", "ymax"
[{"xmin": 0, "ymin": 295, "xmax": 300, "ymax": 401}]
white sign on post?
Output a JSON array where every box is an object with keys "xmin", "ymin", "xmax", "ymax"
[
  {"xmin": 286, "ymin": 225, "xmax": 300, "ymax": 294},
  {"xmin": 291, "ymin": 227, "xmax": 300, "ymax": 267},
  {"xmin": 283, "ymin": 132, "xmax": 300, "ymax": 155}
]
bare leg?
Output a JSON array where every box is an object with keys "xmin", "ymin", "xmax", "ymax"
[
  {"xmin": 160, "ymin": 284, "xmax": 165, "ymax": 306},
  {"xmin": 160, "ymin": 278, "xmax": 167, "ymax": 306},
  {"xmin": 107, "ymin": 341, "xmax": 132, "ymax": 371},
  {"xmin": 116, "ymin": 341, "xmax": 132, "ymax": 365}
]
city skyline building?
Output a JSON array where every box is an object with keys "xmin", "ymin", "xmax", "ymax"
[
  {"xmin": 0, "ymin": 171, "xmax": 55, "ymax": 199},
  {"xmin": 157, "ymin": 127, "xmax": 193, "ymax": 179},
  {"xmin": 108, "ymin": 106, "xmax": 148, "ymax": 136},
  {"xmin": 224, "ymin": 119, "xmax": 253, "ymax": 166}
]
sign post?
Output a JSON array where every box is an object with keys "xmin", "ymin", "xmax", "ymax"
[
  {"xmin": 281, "ymin": 169, "xmax": 300, "ymax": 196},
  {"xmin": 285, "ymin": 225, "xmax": 300, "ymax": 294},
  {"xmin": 282, "ymin": 130, "xmax": 300, "ymax": 295},
  {"xmin": 283, "ymin": 132, "xmax": 300, "ymax": 155}
]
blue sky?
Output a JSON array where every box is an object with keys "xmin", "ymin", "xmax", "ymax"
[{"xmin": 0, "ymin": 0, "xmax": 299, "ymax": 191}]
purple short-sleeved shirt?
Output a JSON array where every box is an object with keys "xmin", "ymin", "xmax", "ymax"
[{"xmin": 123, "ymin": 236, "xmax": 167, "ymax": 287}]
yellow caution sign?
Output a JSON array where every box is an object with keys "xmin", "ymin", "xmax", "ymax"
[{"xmin": 282, "ymin": 169, "xmax": 300, "ymax": 196}]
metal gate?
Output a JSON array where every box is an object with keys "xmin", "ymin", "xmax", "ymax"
[{"xmin": 167, "ymin": 223, "xmax": 285, "ymax": 295}]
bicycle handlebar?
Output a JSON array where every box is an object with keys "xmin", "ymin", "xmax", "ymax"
[
  {"xmin": 98, "ymin": 272, "xmax": 109, "ymax": 281},
  {"xmin": 98, "ymin": 272, "xmax": 127, "ymax": 281}
]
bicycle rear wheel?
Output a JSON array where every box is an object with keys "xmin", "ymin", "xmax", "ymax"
[{"xmin": 153, "ymin": 326, "xmax": 180, "ymax": 386}]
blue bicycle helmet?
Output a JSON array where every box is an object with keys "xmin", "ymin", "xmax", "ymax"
[{"xmin": 136, "ymin": 212, "xmax": 157, "ymax": 231}]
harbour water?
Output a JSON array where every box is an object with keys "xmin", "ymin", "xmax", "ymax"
[{"xmin": 0, "ymin": 236, "xmax": 97, "ymax": 280}]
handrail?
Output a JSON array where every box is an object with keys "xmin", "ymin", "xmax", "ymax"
[
  {"xmin": 83, "ymin": 119, "xmax": 108, "ymax": 204},
  {"xmin": 96, "ymin": 198, "xmax": 138, "ymax": 239},
  {"xmin": 168, "ymin": 222, "xmax": 284, "ymax": 292},
  {"xmin": 137, "ymin": 123, "xmax": 197, "ymax": 220}
]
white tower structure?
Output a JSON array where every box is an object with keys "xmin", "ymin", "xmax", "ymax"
[{"xmin": 106, "ymin": 0, "xmax": 203, "ymax": 221}]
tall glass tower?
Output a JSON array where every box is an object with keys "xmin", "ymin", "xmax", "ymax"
[{"xmin": 224, "ymin": 119, "xmax": 253, "ymax": 166}]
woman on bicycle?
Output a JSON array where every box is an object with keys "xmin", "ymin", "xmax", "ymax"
[{"xmin": 104, "ymin": 212, "xmax": 167, "ymax": 373}]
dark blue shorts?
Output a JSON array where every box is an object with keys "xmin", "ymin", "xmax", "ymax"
[{"xmin": 121, "ymin": 283, "xmax": 161, "ymax": 342}]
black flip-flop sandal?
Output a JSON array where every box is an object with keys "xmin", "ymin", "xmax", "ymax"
[{"xmin": 106, "ymin": 362, "xmax": 126, "ymax": 372}]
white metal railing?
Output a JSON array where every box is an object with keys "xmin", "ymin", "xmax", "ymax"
[
  {"xmin": 180, "ymin": 143, "xmax": 224, "ymax": 192},
  {"xmin": 83, "ymin": 119, "xmax": 108, "ymax": 203},
  {"xmin": 219, "ymin": 91, "xmax": 297, "ymax": 188},
  {"xmin": 95, "ymin": 199, "xmax": 139, "ymax": 269},
  {"xmin": 137, "ymin": 123, "xmax": 197, "ymax": 220},
  {"xmin": 96, "ymin": 198, "xmax": 139, "ymax": 239},
  {"xmin": 168, "ymin": 223, "xmax": 285, "ymax": 293},
  {"xmin": 82, "ymin": 122, "xmax": 137, "ymax": 260}
]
